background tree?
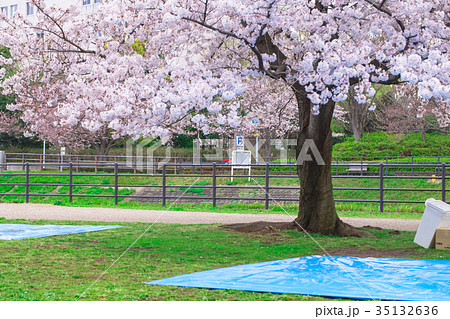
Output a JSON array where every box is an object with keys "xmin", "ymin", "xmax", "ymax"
[
  {"xmin": 1, "ymin": 45, "xmax": 122, "ymax": 154},
  {"xmin": 375, "ymin": 84, "xmax": 450, "ymax": 142},
  {"xmin": 239, "ymin": 78, "xmax": 298, "ymax": 137},
  {"xmin": 238, "ymin": 78, "xmax": 299, "ymax": 159},
  {"xmin": 1, "ymin": 0, "xmax": 449, "ymax": 236},
  {"xmin": 334, "ymin": 85, "xmax": 383, "ymax": 141},
  {"xmin": 0, "ymin": 46, "xmax": 26, "ymax": 146}
]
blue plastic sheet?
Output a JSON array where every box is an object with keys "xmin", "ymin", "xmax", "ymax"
[
  {"xmin": 0, "ymin": 223, "xmax": 122, "ymax": 240},
  {"xmin": 147, "ymin": 255, "xmax": 450, "ymax": 301}
]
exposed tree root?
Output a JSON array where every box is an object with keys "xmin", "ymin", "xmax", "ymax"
[
  {"xmin": 221, "ymin": 220, "xmax": 376, "ymax": 238},
  {"xmin": 220, "ymin": 221, "xmax": 298, "ymax": 234},
  {"xmin": 334, "ymin": 220, "xmax": 376, "ymax": 238}
]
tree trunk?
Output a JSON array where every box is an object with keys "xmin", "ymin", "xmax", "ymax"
[
  {"xmin": 265, "ymin": 127, "xmax": 271, "ymax": 162},
  {"xmin": 345, "ymin": 86, "xmax": 368, "ymax": 142},
  {"xmin": 251, "ymin": 33, "xmax": 371, "ymax": 236},
  {"xmin": 293, "ymin": 86, "xmax": 370, "ymax": 237},
  {"xmin": 351, "ymin": 108, "xmax": 364, "ymax": 142},
  {"xmin": 93, "ymin": 139, "xmax": 109, "ymax": 156},
  {"xmin": 421, "ymin": 130, "xmax": 427, "ymax": 143},
  {"xmin": 93, "ymin": 137, "xmax": 116, "ymax": 156}
]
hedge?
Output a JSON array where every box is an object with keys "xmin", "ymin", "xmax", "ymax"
[{"xmin": 332, "ymin": 132, "xmax": 450, "ymax": 158}]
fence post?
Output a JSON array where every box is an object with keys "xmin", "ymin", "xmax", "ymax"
[
  {"xmin": 411, "ymin": 156, "xmax": 414, "ymax": 176},
  {"xmin": 380, "ymin": 163, "xmax": 384, "ymax": 213},
  {"xmin": 212, "ymin": 163, "xmax": 217, "ymax": 208},
  {"xmin": 25, "ymin": 162, "xmax": 30, "ymax": 203},
  {"xmin": 40, "ymin": 155, "xmax": 43, "ymax": 171},
  {"xmin": 265, "ymin": 163, "xmax": 269, "ymax": 210},
  {"xmin": 22, "ymin": 154, "xmax": 25, "ymax": 171},
  {"xmin": 69, "ymin": 162, "xmax": 73, "ymax": 203},
  {"xmin": 336, "ymin": 157, "xmax": 339, "ymax": 176},
  {"xmin": 0, "ymin": 151, "xmax": 5, "ymax": 171},
  {"xmin": 360, "ymin": 157, "xmax": 363, "ymax": 176},
  {"xmin": 114, "ymin": 162, "xmax": 119, "ymax": 205},
  {"xmin": 162, "ymin": 164, "xmax": 166, "ymax": 207},
  {"xmin": 94, "ymin": 156, "xmax": 98, "ymax": 173},
  {"xmin": 200, "ymin": 157, "xmax": 203, "ymax": 175},
  {"xmin": 442, "ymin": 163, "xmax": 446, "ymax": 203},
  {"xmin": 289, "ymin": 157, "xmax": 292, "ymax": 175}
]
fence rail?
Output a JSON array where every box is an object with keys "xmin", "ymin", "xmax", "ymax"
[
  {"xmin": 1, "ymin": 152, "xmax": 449, "ymax": 176},
  {"xmin": 0, "ymin": 161, "xmax": 448, "ymax": 212},
  {"xmin": 2, "ymin": 152, "xmax": 450, "ymax": 172}
]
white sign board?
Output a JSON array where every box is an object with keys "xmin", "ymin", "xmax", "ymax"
[
  {"xmin": 414, "ymin": 198, "xmax": 450, "ymax": 248},
  {"xmin": 60, "ymin": 147, "xmax": 66, "ymax": 155},
  {"xmin": 232, "ymin": 150, "xmax": 251, "ymax": 166},
  {"xmin": 231, "ymin": 150, "xmax": 251, "ymax": 181}
]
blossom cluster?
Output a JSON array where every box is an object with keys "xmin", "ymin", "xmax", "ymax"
[{"xmin": 0, "ymin": 0, "xmax": 448, "ymax": 141}]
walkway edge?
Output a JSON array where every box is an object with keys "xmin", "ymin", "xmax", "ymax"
[{"xmin": 0, "ymin": 203, "xmax": 420, "ymax": 231}]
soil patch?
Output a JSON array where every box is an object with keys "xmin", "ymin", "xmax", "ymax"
[
  {"xmin": 220, "ymin": 221, "xmax": 377, "ymax": 238},
  {"xmin": 220, "ymin": 221, "xmax": 298, "ymax": 234},
  {"xmin": 128, "ymin": 185, "xmax": 299, "ymax": 205},
  {"xmin": 129, "ymin": 247, "xmax": 153, "ymax": 252},
  {"xmin": 72, "ymin": 240, "xmax": 104, "ymax": 246}
]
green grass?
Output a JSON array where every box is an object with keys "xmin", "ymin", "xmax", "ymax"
[
  {"xmin": 178, "ymin": 181, "xmax": 208, "ymax": 195},
  {"xmin": 0, "ymin": 219, "xmax": 447, "ymax": 301},
  {"xmin": 46, "ymin": 200, "xmax": 421, "ymax": 220},
  {"xmin": 332, "ymin": 132, "xmax": 450, "ymax": 157}
]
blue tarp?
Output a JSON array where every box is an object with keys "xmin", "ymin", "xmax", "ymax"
[
  {"xmin": 147, "ymin": 255, "xmax": 450, "ymax": 301},
  {"xmin": 0, "ymin": 223, "xmax": 122, "ymax": 240}
]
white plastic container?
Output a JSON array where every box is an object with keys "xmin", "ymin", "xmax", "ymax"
[{"xmin": 414, "ymin": 198, "xmax": 450, "ymax": 248}]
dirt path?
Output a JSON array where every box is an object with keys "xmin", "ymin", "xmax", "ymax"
[{"xmin": 0, "ymin": 203, "xmax": 420, "ymax": 231}]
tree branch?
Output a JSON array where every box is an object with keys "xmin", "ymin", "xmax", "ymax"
[
  {"xmin": 32, "ymin": 2, "xmax": 96, "ymax": 54},
  {"xmin": 181, "ymin": 16, "xmax": 272, "ymax": 77}
]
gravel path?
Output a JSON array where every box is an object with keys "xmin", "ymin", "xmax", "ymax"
[{"xmin": 0, "ymin": 203, "xmax": 420, "ymax": 231}]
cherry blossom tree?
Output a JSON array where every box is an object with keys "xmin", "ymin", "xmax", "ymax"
[
  {"xmin": 0, "ymin": 100, "xmax": 122, "ymax": 154},
  {"xmin": 1, "ymin": 0, "xmax": 449, "ymax": 236},
  {"xmin": 0, "ymin": 111, "xmax": 22, "ymax": 137},
  {"xmin": 430, "ymin": 100, "xmax": 450, "ymax": 131},
  {"xmin": 24, "ymin": 106, "xmax": 123, "ymax": 155},
  {"xmin": 0, "ymin": 45, "xmax": 121, "ymax": 155},
  {"xmin": 334, "ymin": 85, "xmax": 380, "ymax": 141},
  {"xmin": 239, "ymin": 78, "xmax": 298, "ymax": 137},
  {"xmin": 375, "ymin": 83, "xmax": 450, "ymax": 141},
  {"xmin": 237, "ymin": 78, "xmax": 298, "ymax": 159},
  {"xmin": 0, "ymin": 46, "xmax": 21, "ymax": 137}
]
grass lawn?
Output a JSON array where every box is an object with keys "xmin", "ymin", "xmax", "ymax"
[
  {"xmin": 41, "ymin": 201, "xmax": 423, "ymax": 220},
  {"xmin": 0, "ymin": 219, "xmax": 448, "ymax": 301}
]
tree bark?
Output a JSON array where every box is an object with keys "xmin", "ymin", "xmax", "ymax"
[
  {"xmin": 265, "ymin": 127, "xmax": 271, "ymax": 161},
  {"xmin": 421, "ymin": 130, "xmax": 427, "ymax": 143},
  {"xmin": 93, "ymin": 138, "xmax": 109, "ymax": 156},
  {"xmin": 351, "ymin": 106, "xmax": 364, "ymax": 142},
  {"xmin": 347, "ymin": 87, "xmax": 368, "ymax": 142},
  {"xmin": 293, "ymin": 86, "xmax": 371, "ymax": 237}
]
